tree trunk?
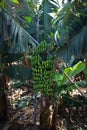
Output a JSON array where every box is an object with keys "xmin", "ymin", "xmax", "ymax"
[
  {"xmin": 2, "ymin": 74, "xmax": 8, "ymax": 90},
  {"xmin": 24, "ymin": 56, "xmax": 31, "ymax": 68},
  {"xmin": 39, "ymin": 96, "xmax": 57, "ymax": 130},
  {"xmin": 50, "ymin": 106, "xmax": 58, "ymax": 130},
  {"xmin": 0, "ymin": 77, "xmax": 7, "ymax": 122}
]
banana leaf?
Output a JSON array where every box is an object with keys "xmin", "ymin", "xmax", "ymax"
[
  {"xmin": 1, "ymin": 54, "xmax": 23, "ymax": 63},
  {"xmin": 61, "ymin": 61, "xmax": 85, "ymax": 84},
  {"xmin": 4, "ymin": 65, "xmax": 32, "ymax": 80}
]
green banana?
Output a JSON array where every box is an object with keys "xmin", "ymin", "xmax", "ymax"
[{"xmin": 31, "ymin": 41, "xmax": 55, "ymax": 95}]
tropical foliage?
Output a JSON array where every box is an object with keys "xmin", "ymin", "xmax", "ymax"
[
  {"xmin": 0, "ymin": 0, "xmax": 87, "ymax": 130},
  {"xmin": 50, "ymin": 0, "xmax": 87, "ymax": 61}
]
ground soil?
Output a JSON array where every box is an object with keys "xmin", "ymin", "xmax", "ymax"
[{"xmin": 0, "ymin": 83, "xmax": 87, "ymax": 130}]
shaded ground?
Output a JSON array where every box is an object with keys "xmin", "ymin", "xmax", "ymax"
[
  {"xmin": 0, "ymin": 84, "xmax": 87, "ymax": 130},
  {"xmin": 57, "ymin": 100, "xmax": 87, "ymax": 130}
]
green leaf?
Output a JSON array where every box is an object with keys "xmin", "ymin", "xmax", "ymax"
[
  {"xmin": 84, "ymin": 68, "xmax": 87, "ymax": 79},
  {"xmin": 10, "ymin": 0, "xmax": 19, "ymax": 4},
  {"xmin": 54, "ymin": 72, "xmax": 64, "ymax": 85},
  {"xmin": 0, "ymin": 37, "xmax": 4, "ymax": 52},
  {"xmin": 71, "ymin": 61, "xmax": 85, "ymax": 76},
  {"xmin": 62, "ymin": 94, "xmax": 85, "ymax": 107},
  {"xmin": 1, "ymin": 12, "xmax": 38, "ymax": 54},
  {"xmin": 61, "ymin": 67, "xmax": 72, "ymax": 84},
  {"xmin": 4, "ymin": 65, "xmax": 32, "ymax": 80},
  {"xmin": 23, "ymin": 16, "xmax": 32, "ymax": 23},
  {"xmin": 0, "ymin": 0, "xmax": 4, "ymax": 8},
  {"xmin": 56, "ymin": 84, "xmax": 67, "ymax": 95},
  {"xmin": 1, "ymin": 54, "xmax": 23, "ymax": 64},
  {"xmin": 77, "ymin": 80, "xmax": 87, "ymax": 87},
  {"xmin": 49, "ymin": 0, "xmax": 59, "ymax": 7},
  {"xmin": 43, "ymin": 0, "xmax": 51, "ymax": 34},
  {"xmin": 52, "ymin": 0, "xmax": 87, "ymax": 61},
  {"xmin": 61, "ymin": 61, "xmax": 85, "ymax": 84}
]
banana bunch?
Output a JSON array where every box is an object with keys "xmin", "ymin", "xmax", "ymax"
[
  {"xmin": 35, "ymin": 41, "xmax": 51, "ymax": 54},
  {"xmin": 31, "ymin": 41, "xmax": 54, "ymax": 95}
]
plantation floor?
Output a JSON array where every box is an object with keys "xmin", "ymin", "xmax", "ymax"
[{"xmin": 0, "ymin": 84, "xmax": 87, "ymax": 130}]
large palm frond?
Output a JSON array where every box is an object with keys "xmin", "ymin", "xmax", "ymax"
[
  {"xmin": 50, "ymin": 0, "xmax": 87, "ymax": 61},
  {"xmin": 0, "ymin": 10, "xmax": 38, "ymax": 54}
]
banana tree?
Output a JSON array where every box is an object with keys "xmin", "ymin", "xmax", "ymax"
[
  {"xmin": 49, "ymin": 0, "xmax": 87, "ymax": 96},
  {"xmin": 0, "ymin": 0, "xmax": 39, "ymax": 123},
  {"xmin": 50, "ymin": 0, "xmax": 87, "ymax": 61},
  {"xmin": 0, "ymin": 0, "xmax": 38, "ymax": 79},
  {"xmin": 31, "ymin": 41, "xmax": 87, "ymax": 130},
  {"xmin": 1, "ymin": 0, "xmax": 82, "ymax": 129}
]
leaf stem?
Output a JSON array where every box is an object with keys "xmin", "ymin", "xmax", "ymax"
[{"xmin": 63, "ymin": 69, "xmax": 87, "ymax": 100}]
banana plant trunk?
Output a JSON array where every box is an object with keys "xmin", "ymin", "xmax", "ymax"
[
  {"xmin": 34, "ymin": 12, "xmax": 39, "ymax": 130},
  {"xmin": 39, "ymin": 95, "xmax": 57, "ymax": 130},
  {"xmin": 0, "ymin": 77, "xmax": 7, "ymax": 122}
]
